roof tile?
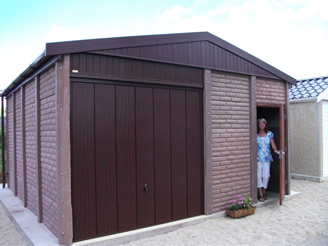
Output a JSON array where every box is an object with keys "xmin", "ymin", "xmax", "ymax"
[{"xmin": 289, "ymin": 76, "xmax": 328, "ymax": 100}]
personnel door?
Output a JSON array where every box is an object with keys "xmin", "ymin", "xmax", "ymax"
[{"xmin": 257, "ymin": 105, "xmax": 286, "ymax": 205}]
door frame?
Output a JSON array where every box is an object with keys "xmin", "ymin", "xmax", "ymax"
[{"xmin": 256, "ymin": 104, "xmax": 287, "ymax": 205}]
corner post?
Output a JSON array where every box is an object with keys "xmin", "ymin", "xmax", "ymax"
[
  {"xmin": 35, "ymin": 76, "xmax": 43, "ymax": 222},
  {"xmin": 21, "ymin": 86, "xmax": 27, "ymax": 207},
  {"xmin": 56, "ymin": 55, "xmax": 73, "ymax": 245},
  {"xmin": 13, "ymin": 93, "xmax": 17, "ymax": 195},
  {"xmin": 203, "ymin": 69, "xmax": 213, "ymax": 215},
  {"xmin": 250, "ymin": 76, "xmax": 257, "ymax": 201},
  {"xmin": 1, "ymin": 96, "xmax": 5, "ymax": 188}
]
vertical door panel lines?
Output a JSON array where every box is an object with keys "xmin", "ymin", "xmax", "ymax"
[{"xmin": 72, "ymin": 82, "xmax": 204, "ymax": 241}]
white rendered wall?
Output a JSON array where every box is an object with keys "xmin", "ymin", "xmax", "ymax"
[{"xmin": 322, "ymin": 100, "xmax": 328, "ymax": 177}]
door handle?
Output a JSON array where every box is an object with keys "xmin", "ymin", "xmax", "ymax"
[
  {"xmin": 279, "ymin": 150, "xmax": 285, "ymax": 160},
  {"xmin": 144, "ymin": 184, "xmax": 150, "ymax": 192}
]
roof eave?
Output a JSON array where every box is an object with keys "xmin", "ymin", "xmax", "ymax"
[{"xmin": 1, "ymin": 51, "xmax": 50, "ymax": 97}]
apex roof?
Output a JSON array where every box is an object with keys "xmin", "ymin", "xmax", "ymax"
[{"xmin": 2, "ymin": 32, "xmax": 296, "ymax": 97}]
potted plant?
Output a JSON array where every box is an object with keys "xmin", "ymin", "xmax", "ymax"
[{"xmin": 226, "ymin": 194, "xmax": 256, "ymax": 218}]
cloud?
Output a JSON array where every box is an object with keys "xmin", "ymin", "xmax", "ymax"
[
  {"xmin": 158, "ymin": 5, "xmax": 193, "ymax": 23},
  {"xmin": 154, "ymin": 0, "xmax": 328, "ymax": 78},
  {"xmin": 1, "ymin": 0, "xmax": 327, "ymax": 90}
]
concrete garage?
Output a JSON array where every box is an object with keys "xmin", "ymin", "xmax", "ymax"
[
  {"xmin": 1, "ymin": 32, "xmax": 296, "ymax": 244},
  {"xmin": 289, "ymin": 76, "xmax": 328, "ymax": 182}
]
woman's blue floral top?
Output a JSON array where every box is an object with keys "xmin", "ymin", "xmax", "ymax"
[{"xmin": 257, "ymin": 131, "xmax": 274, "ymax": 162}]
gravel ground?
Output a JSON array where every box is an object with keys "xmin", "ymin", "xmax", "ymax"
[{"xmin": 0, "ymin": 179, "xmax": 327, "ymax": 246}]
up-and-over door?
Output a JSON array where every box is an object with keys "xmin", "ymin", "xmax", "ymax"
[{"xmin": 71, "ymin": 82, "xmax": 204, "ymax": 241}]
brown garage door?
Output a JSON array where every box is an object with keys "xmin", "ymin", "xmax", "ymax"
[{"xmin": 71, "ymin": 81, "xmax": 204, "ymax": 241}]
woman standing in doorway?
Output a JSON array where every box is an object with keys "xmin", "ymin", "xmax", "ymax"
[{"xmin": 257, "ymin": 118, "xmax": 279, "ymax": 202}]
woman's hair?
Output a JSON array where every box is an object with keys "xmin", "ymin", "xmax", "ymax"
[{"xmin": 257, "ymin": 118, "xmax": 268, "ymax": 133}]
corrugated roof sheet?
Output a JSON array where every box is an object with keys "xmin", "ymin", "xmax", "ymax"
[{"xmin": 289, "ymin": 76, "xmax": 328, "ymax": 100}]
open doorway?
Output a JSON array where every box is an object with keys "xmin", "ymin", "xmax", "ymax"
[{"xmin": 257, "ymin": 107, "xmax": 280, "ymax": 194}]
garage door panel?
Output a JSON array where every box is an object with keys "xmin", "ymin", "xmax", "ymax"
[
  {"xmin": 186, "ymin": 91, "xmax": 204, "ymax": 216},
  {"xmin": 136, "ymin": 87, "xmax": 155, "ymax": 228},
  {"xmin": 71, "ymin": 83, "xmax": 97, "ymax": 241},
  {"xmin": 71, "ymin": 82, "xmax": 204, "ymax": 240},
  {"xmin": 171, "ymin": 90, "xmax": 188, "ymax": 220},
  {"xmin": 116, "ymin": 86, "xmax": 137, "ymax": 232},
  {"xmin": 154, "ymin": 88, "xmax": 172, "ymax": 224},
  {"xmin": 95, "ymin": 84, "xmax": 118, "ymax": 235}
]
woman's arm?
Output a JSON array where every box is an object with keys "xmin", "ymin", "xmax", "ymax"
[{"xmin": 271, "ymin": 139, "xmax": 279, "ymax": 154}]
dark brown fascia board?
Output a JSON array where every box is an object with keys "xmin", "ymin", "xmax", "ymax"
[{"xmin": 46, "ymin": 31, "xmax": 296, "ymax": 85}]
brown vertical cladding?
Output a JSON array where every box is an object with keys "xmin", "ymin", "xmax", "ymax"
[
  {"xmin": 95, "ymin": 84, "xmax": 118, "ymax": 236},
  {"xmin": 71, "ymin": 82, "xmax": 204, "ymax": 241},
  {"xmin": 170, "ymin": 90, "xmax": 188, "ymax": 220},
  {"xmin": 116, "ymin": 85, "xmax": 137, "ymax": 232},
  {"xmin": 135, "ymin": 87, "xmax": 155, "ymax": 228},
  {"xmin": 186, "ymin": 90, "xmax": 204, "ymax": 216},
  {"xmin": 71, "ymin": 83, "xmax": 97, "ymax": 241},
  {"xmin": 70, "ymin": 53, "xmax": 203, "ymax": 88},
  {"xmin": 94, "ymin": 40, "xmax": 280, "ymax": 80},
  {"xmin": 210, "ymin": 71, "xmax": 251, "ymax": 212},
  {"xmin": 153, "ymin": 88, "xmax": 172, "ymax": 224}
]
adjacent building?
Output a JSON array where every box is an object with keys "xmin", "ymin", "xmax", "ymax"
[{"xmin": 289, "ymin": 76, "xmax": 328, "ymax": 182}]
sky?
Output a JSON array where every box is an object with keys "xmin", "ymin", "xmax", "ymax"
[{"xmin": 0, "ymin": 0, "xmax": 327, "ymax": 91}]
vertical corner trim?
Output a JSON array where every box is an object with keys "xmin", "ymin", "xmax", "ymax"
[
  {"xmin": 285, "ymin": 83, "xmax": 291, "ymax": 195},
  {"xmin": 35, "ymin": 76, "xmax": 43, "ymax": 223},
  {"xmin": 250, "ymin": 76, "xmax": 257, "ymax": 201},
  {"xmin": 13, "ymin": 93, "xmax": 17, "ymax": 196},
  {"xmin": 203, "ymin": 69, "xmax": 213, "ymax": 215},
  {"xmin": 1, "ymin": 96, "xmax": 6, "ymax": 188},
  {"xmin": 21, "ymin": 86, "xmax": 27, "ymax": 207}
]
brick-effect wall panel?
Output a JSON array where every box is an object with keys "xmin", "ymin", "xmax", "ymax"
[
  {"xmin": 25, "ymin": 82, "xmax": 38, "ymax": 216},
  {"xmin": 40, "ymin": 66, "xmax": 58, "ymax": 237},
  {"xmin": 15, "ymin": 90, "xmax": 24, "ymax": 202},
  {"xmin": 256, "ymin": 78, "xmax": 285, "ymax": 105},
  {"xmin": 6, "ymin": 96, "xmax": 14, "ymax": 190},
  {"xmin": 210, "ymin": 72, "xmax": 251, "ymax": 212}
]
